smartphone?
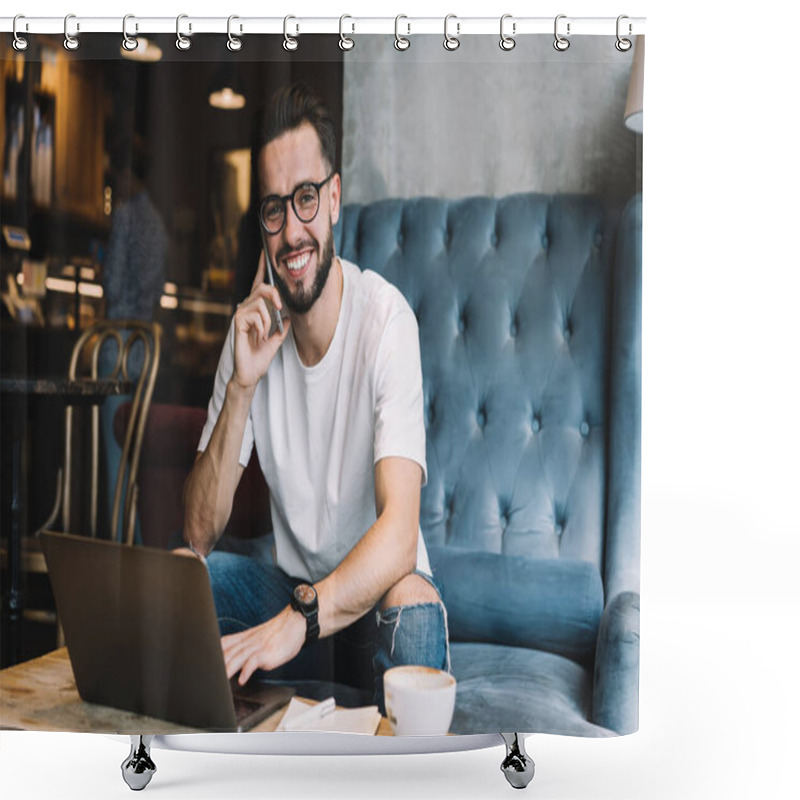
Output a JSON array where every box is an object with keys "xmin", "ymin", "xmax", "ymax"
[{"xmin": 257, "ymin": 226, "xmax": 284, "ymax": 335}]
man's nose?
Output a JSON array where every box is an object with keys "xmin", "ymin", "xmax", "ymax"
[{"xmin": 283, "ymin": 201, "xmax": 305, "ymax": 245}]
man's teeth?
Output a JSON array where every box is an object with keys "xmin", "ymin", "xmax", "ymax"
[{"xmin": 286, "ymin": 252, "xmax": 311, "ymax": 272}]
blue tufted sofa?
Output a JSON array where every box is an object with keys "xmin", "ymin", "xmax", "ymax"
[
  {"xmin": 141, "ymin": 191, "xmax": 640, "ymax": 737},
  {"xmin": 333, "ymin": 192, "xmax": 642, "ymax": 737}
]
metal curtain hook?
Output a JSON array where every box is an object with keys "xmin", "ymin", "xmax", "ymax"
[
  {"xmin": 12, "ymin": 15, "xmax": 29, "ymax": 51},
  {"xmin": 64, "ymin": 14, "xmax": 80, "ymax": 50},
  {"xmin": 444, "ymin": 14, "xmax": 460, "ymax": 51},
  {"xmin": 339, "ymin": 15, "xmax": 354, "ymax": 51},
  {"xmin": 176, "ymin": 14, "xmax": 192, "ymax": 51},
  {"xmin": 227, "ymin": 15, "xmax": 242, "ymax": 51},
  {"xmin": 615, "ymin": 15, "xmax": 632, "ymax": 52},
  {"xmin": 283, "ymin": 15, "xmax": 298, "ymax": 51},
  {"xmin": 499, "ymin": 14, "xmax": 516, "ymax": 51},
  {"xmin": 122, "ymin": 14, "xmax": 138, "ymax": 51},
  {"xmin": 394, "ymin": 15, "xmax": 410, "ymax": 51},
  {"xmin": 554, "ymin": 14, "xmax": 570, "ymax": 51}
]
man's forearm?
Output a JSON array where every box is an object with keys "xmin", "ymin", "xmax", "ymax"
[
  {"xmin": 183, "ymin": 380, "xmax": 254, "ymax": 555},
  {"xmin": 313, "ymin": 511, "xmax": 418, "ymax": 638},
  {"xmin": 312, "ymin": 458, "xmax": 422, "ymax": 637}
]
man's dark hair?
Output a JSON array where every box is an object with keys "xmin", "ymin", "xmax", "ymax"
[
  {"xmin": 130, "ymin": 135, "xmax": 149, "ymax": 182},
  {"xmin": 110, "ymin": 133, "xmax": 149, "ymax": 182},
  {"xmin": 255, "ymin": 82, "xmax": 336, "ymax": 174}
]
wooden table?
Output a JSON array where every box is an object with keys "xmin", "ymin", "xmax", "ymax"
[{"xmin": 0, "ymin": 648, "xmax": 392, "ymax": 736}]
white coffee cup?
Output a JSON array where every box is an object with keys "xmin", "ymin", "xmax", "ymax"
[{"xmin": 383, "ymin": 665, "xmax": 457, "ymax": 736}]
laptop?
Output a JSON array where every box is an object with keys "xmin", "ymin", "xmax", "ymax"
[{"xmin": 39, "ymin": 531, "xmax": 295, "ymax": 731}]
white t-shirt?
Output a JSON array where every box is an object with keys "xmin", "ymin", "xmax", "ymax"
[{"xmin": 199, "ymin": 257, "xmax": 431, "ymax": 583}]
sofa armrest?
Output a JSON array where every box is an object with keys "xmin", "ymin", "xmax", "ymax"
[
  {"xmin": 604, "ymin": 194, "xmax": 641, "ymax": 601},
  {"xmin": 592, "ymin": 590, "xmax": 639, "ymax": 734}
]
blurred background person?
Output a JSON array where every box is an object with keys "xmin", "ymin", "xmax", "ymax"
[{"xmin": 99, "ymin": 133, "xmax": 167, "ymax": 542}]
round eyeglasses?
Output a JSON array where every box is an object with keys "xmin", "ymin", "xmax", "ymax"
[{"xmin": 258, "ymin": 173, "xmax": 334, "ymax": 235}]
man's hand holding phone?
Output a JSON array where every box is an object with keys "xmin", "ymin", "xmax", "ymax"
[{"xmin": 232, "ymin": 251, "xmax": 291, "ymax": 391}]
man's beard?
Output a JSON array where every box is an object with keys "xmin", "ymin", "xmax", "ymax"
[{"xmin": 273, "ymin": 228, "xmax": 335, "ymax": 315}]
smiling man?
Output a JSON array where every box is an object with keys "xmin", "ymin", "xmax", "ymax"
[{"xmin": 182, "ymin": 83, "xmax": 449, "ymax": 712}]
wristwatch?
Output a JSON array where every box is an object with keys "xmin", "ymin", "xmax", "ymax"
[{"xmin": 290, "ymin": 583, "xmax": 320, "ymax": 647}]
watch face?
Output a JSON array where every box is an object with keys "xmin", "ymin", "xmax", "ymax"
[{"xmin": 294, "ymin": 584, "xmax": 317, "ymax": 607}]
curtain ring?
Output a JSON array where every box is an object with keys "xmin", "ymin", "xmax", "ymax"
[
  {"xmin": 394, "ymin": 15, "xmax": 410, "ymax": 51},
  {"xmin": 443, "ymin": 14, "xmax": 460, "ymax": 51},
  {"xmin": 176, "ymin": 14, "xmax": 192, "ymax": 51},
  {"xmin": 283, "ymin": 15, "xmax": 299, "ymax": 51},
  {"xmin": 121, "ymin": 14, "xmax": 138, "ymax": 51},
  {"xmin": 64, "ymin": 14, "xmax": 80, "ymax": 51},
  {"xmin": 339, "ymin": 15, "xmax": 355, "ymax": 51},
  {"xmin": 615, "ymin": 15, "xmax": 632, "ymax": 52},
  {"xmin": 499, "ymin": 14, "xmax": 516, "ymax": 51},
  {"xmin": 227, "ymin": 15, "xmax": 242, "ymax": 51},
  {"xmin": 554, "ymin": 14, "xmax": 570, "ymax": 51},
  {"xmin": 12, "ymin": 15, "xmax": 29, "ymax": 51}
]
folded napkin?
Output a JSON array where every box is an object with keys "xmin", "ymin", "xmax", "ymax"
[{"xmin": 276, "ymin": 696, "xmax": 381, "ymax": 735}]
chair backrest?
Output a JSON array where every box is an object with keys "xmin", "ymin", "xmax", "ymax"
[
  {"xmin": 337, "ymin": 194, "xmax": 637, "ymax": 577},
  {"xmin": 62, "ymin": 319, "xmax": 161, "ymax": 545}
]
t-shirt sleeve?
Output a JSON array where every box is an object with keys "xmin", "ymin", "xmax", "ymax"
[
  {"xmin": 373, "ymin": 305, "xmax": 428, "ymax": 486},
  {"xmin": 197, "ymin": 318, "xmax": 255, "ymax": 468}
]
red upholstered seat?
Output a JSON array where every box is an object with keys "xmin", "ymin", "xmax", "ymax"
[{"xmin": 114, "ymin": 403, "xmax": 271, "ymax": 549}]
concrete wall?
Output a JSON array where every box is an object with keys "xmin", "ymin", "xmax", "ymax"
[{"xmin": 342, "ymin": 35, "xmax": 641, "ymax": 204}]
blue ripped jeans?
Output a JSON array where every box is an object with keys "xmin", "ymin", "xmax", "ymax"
[{"xmin": 206, "ymin": 551, "xmax": 451, "ymax": 715}]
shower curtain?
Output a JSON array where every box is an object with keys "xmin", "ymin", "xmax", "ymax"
[{"xmin": 0, "ymin": 23, "xmax": 642, "ymax": 741}]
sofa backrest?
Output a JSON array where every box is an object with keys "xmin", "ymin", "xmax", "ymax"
[
  {"xmin": 114, "ymin": 402, "xmax": 270, "ymax": 549},
  {"xmin": 124, "ymin": 191, "xmax": 640, "ymax": 588},
  {"xmin": 337, "ymin": 194, "xmax": 636, "ymax": 576}
]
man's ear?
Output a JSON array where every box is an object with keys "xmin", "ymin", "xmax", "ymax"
[{"xmin": 329, "ymin": 172, "xmax": 341, "ymax": 226}]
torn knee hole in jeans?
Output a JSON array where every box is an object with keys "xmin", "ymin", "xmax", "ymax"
[
  {"xmin": 376, "ymin": 601, "xmax": 440, "ymax": 626},
  {"xmin": 375, "ymin": 602, "xmax": 449, "ymax": 663}
]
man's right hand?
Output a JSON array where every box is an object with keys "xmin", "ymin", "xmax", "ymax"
[{"xmin": 232, "ymin": 250, "xmax": 291, "ymax": 391}]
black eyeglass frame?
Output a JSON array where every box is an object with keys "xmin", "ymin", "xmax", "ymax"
[{"xmin": 258, "ymin": 172, "xmax": 335, "ymax": 235}]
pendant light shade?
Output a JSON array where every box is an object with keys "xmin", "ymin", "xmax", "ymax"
[{"xmin": 209, "ymin": 63, "xmax": 246, "ymax": 110}]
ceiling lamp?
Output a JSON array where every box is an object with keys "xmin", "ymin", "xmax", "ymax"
[
  {"xmin": 209, "ymin": 63, "xmax": 246, "ymax": 110},
  {"xmin": 119, "ymin": 37, "xmax": 163, "ymax": 63}
]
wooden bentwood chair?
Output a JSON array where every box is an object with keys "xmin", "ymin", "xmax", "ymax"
[{"xmin": 22, "ymin": 320, "xmax": 161, "ymax": 639}]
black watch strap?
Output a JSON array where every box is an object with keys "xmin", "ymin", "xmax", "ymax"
[
  {"xmin": 291, "ymin": 584, "xmax": 320, "ymax": 647},
  {"xmin": 304, "ymin": 613, "xmax": 320, "ymax": 647}
]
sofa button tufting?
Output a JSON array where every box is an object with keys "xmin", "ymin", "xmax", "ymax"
[
  {"xmin": 500, "ymin": 512, "xmax": 509, "ymax": 529},
  {"xmin": 491, "ymin": 232, "xmax": 498, "ymax": 247},
  {"xmin": 555, "ymin": 523, "xmax": 564, "ymax": 536},
  {"xmin": 531, "ymin": 416, "xmax": 541, "ymax": 433},
  {"xmin": 580, "ymin": 421, "xmax": 590, "ymax": 437},
  {"xmin": 509, "ymin": 321, "xmax": 517, "ymax": 337},
  {"xmin": 397, "ymin": 232, "xmax": 404, "ymax": 247},
  {"xmin": 541, "ymin": 234, "xmax": 549, "ymax": 249},
  {"xmin": 458, "ymin": 315, "xmax": 466, "ymax": 334},
  {"xmin": 564, "ymin": 324, "xmax": 572, "ymax": 341},
  {"xmin": 477, "ymin": 410, "xmax": 486, "ymax": 428}
]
